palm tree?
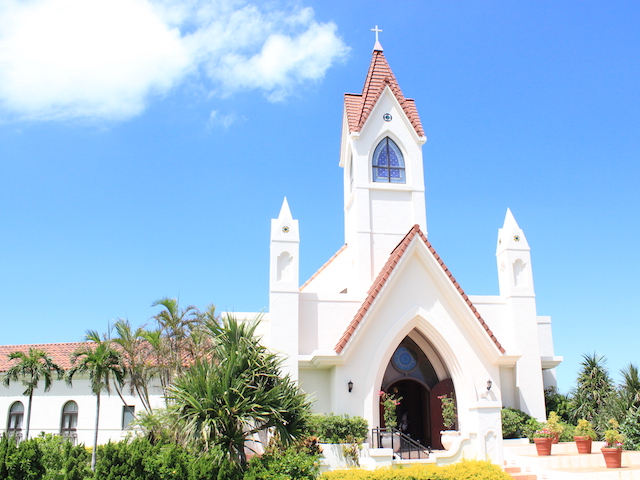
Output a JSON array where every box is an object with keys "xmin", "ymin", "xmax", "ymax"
[
  {"xmin": 66, "ymin": 331, "xmax": 125, "ymax": 470},
  {"xmin": 2, "ymin": 348, "xmax": 64, "ymax": 439},
  {"xmin": 168, "ymin": 315, "xmax": 310, "ymax": 470},
  {"xmin": 112, "ymin": 319, "xmax": 156, "ymax": 413},
  {"xmin": 151, "ymin": 297, "xmax": 199, "ymax": 383}
]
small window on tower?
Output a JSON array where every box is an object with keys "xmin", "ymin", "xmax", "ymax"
[{"xmin": 372, "ymin": 137, "xmax": 405, "ymax": 183}]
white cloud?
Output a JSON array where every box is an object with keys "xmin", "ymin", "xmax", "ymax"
[
  {"xmin": 0, "ymin": 0, "xmax": 349, "ymax": 122},
  {"xmin": 208, "ymin": 109, "xmax": 240, "ymax": 129}
]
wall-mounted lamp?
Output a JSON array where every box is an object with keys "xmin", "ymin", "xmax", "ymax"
[
  {"xmin": 348, "ymin": 380, "xmax": 353, "ymax": 393},
  {"xmin": 487, "ymin": 379, "xmax": 493, "ymax": 391}
]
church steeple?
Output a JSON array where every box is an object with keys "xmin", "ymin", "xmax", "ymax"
[{"xmin": 339, "ymin": 45, "xmax": 428, "ymax": 294}]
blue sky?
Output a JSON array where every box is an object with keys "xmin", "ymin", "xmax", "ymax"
[{"xmin": 0, "ymin": 0, "xmax": 638, "ymax": 395}]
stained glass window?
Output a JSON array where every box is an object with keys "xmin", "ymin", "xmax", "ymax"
[{"xmin": 373, "ymin": 137, "xmax": 405, "ymax": 183}]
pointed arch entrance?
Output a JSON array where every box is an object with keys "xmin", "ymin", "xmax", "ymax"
[{"xmin": 380, "ymin": 334, "xmax": 456, "ymax": 449}]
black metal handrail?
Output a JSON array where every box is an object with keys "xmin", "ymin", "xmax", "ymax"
[{"xmin": 371, "ymin": 427, "xmax": 430, "ymax": 460}]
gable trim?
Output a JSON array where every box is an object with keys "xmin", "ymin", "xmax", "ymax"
[{"xmin": 334, "ymin": 225, "xmax": 505, "ymax": 354}]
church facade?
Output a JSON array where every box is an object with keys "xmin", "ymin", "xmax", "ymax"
[
  {"xmin": 0, "ymin": 42, "xmax": 561, "ymax": 463},
  {"xmin": 263, "ymin": 41, "xmax": 562, "ymax": 462}
]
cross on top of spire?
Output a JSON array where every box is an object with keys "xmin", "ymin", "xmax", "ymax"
[
  {"xmin": 371, "ymin": 25, "xmax": 383, "ymax": 52},
  {"xmin": 371, "ymin": 25, "xmax": 382, "ymax": 43}
]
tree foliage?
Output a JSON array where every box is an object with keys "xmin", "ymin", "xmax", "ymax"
[
  {"xmin": 168, "ymin": 314, "xmax": 311, "ymax": 470},
  {"xmin": 66, "ymin": 330, "xmax": 125, "ymax": 470},
  {"xmin": 3, "ymin": 348, "xmax": 64, "ymax": 440}
]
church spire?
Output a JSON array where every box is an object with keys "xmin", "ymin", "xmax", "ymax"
[{"xmin": 343, "ymin": 44, "xmax": 424, "ymax": 137}]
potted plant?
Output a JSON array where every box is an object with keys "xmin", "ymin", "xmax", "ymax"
[
  {"xmin": 438, "ymin": 393, "xmax": 459, "ymax": 450},
  {"xmin": 379, "ymin": 390, "xmax": 402, "ymax": 451},
  {"xmin": 574, "ymin": 419, "xmax": 596, "ymax": 454},
  {"xmin": 533, "ymin": 427, "xmax": 555, "ymax": 456},
  {"xmin": 601, "ymin": 419, "xmax": 624, "ymax": 468},
  {"xmin": 546, "ymin": 411, "xmax": 564, "ymax": 444}
]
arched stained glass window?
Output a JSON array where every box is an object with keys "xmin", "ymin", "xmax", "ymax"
[{"xmin": 372, "ymin": 137, "xmax": 405, "ymax": 183}]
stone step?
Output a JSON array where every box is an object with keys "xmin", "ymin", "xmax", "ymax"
[{"xmin": 504, "ymin": 464, "xmax": 537, "ymax": 479}]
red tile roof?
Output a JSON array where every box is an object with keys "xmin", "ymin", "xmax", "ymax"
[
  {"xmin": 334, "ymin": 225, "xmax": 505, "ymax": 354},
  {"xmin": 345, "ymin": 49, "xmax": 425, "ymax": 137},
  {"xmin": 300, "ymin": 244, "xmax": 348, "ymax": 291},
  {"xmin": 0, "ymin": 342, "xmax": 92, "ymax": 372}
]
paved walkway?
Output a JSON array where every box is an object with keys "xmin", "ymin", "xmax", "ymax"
[{"xmin": 504, "ymin": 440, "xmax": 640, "ymax": 480}]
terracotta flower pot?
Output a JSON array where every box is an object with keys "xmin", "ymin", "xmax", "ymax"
[
  {"xmin": 601, "ymin": 447, "xmax": 623, "ymax": 468},
  {"xmin": 534, "ymin": 437, "xmax": 553, "ymax": 456},
  {"xmin": 574, "ymin": 436, "xmax": 593, "ymax": 454}
]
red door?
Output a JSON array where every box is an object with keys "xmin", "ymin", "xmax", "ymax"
[{"xmin": 429, "ymin": 378, "xmax": 455, "ymax": 450}]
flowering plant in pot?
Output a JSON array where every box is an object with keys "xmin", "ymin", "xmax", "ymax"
[
  {"xmin": 438, "ymin": 393, "xmax": 459, "ymax": 450},
  {"xmin": 602, "ymin": 419, "xmax": 625, "ymax": 468},
  {"xmin": 379, "ymin": 390, "xmax": 402, "ymax": 451},
  {"xmin": 546, "ymin": 411, "xmax": 564, "ymax": 443},
  {"xmin": 533, "ymin": 427, "xmax": 554, "ymax": 456},
  {"xmin": 379, "ymin": 390, "xmax": 402, "ymax": 429},
  {"xmin": 574, "ymin": 419, "xmax": 596, "ymax": 454}
]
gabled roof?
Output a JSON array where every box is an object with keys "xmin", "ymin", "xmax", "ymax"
[
  {"xmin": 344, "ymin": 47, "xmax": 425, "ymax": 137},
  {"xmin": 334, "ymin": 225, "xmax": 505, "ymax": 354},
  {"xmin": 0, "ymin": 342, "xmax": 90, "ymax": 372}
]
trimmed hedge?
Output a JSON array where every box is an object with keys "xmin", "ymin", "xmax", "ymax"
[
  {"xmin": 320, "ymin": 460, "xmax": 512, "ymax": 479},
  {"xmin": 307, "ymin": 414, "xmax": 369, "ymax": 444}
]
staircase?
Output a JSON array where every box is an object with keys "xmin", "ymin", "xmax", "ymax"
[{"xmin": 504, "ymin": 464, "xmax": 537, "ymax": 480}]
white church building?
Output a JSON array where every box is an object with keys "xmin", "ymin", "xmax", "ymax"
[{"xmin": 1, "ymin": 41, "xmax": 561, "ymax": 463}]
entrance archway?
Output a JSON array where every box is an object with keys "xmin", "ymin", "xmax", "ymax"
[{"xmin": 380, "ymin": 335, "xmax": 455, "ymax": 449}]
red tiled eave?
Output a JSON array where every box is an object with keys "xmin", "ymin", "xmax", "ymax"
[
  {"xmin": 344, "ymin": 49, "xmax": 424, "ymax": 137},
  {"xmin": 334, "ymin": 225, "xmax": 505, "ymax": 355},
  {"xmin": 0, "ymin": 342, "xmax": 92, "ymax": 372}
]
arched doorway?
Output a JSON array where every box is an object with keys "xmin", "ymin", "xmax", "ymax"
[{"xmin": 380, "ymin": 335, "xmax": 455, "ymax": 449}]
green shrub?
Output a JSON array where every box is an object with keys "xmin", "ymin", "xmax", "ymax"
[
  {"xmin": 62, "ymin": 443, "xmax": 91, "ymax": 480},
  {"xmin": 559, "ymin": 422, "xmax": 575, "ymax": 442},
  {"xmin": 95, "ymin": 438, "xmax": 193, "ymax": 480},
  {"xmin": 244, "ymin": 445, "xmax": 320, "ymax": 480},
  {"xmin": 621, "ymin": 407, "xmax": 640, "ymax": 450},
  {"xmin": 5, "ymin": 438, "xmax": 46, "ymax": 480},
  {"xmin": 320, "ymin": 459, "xmax": 511, "ymax": 479},
  {"xmin": 501, "ymin": 407, "xmax": 532, "ymax": 439},
  {"xmin": 188, "ymin": 448, "xmax": 224, "ymax": 480},
  {"xmin": 307, "ymin": 414, "xmax": 368, "ymax": 444}
]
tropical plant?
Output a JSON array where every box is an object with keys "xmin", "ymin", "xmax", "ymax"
[
  {"xmin": 569, "ymin": 353, "xmax": 615, "ymax": 434},
  {"xmin": 66, "ymin": 330, "xmax": 125, "ymax": 470},
  {"xmin": 112, "ymin": 318, "xmax": 156, "ymax": 413},
  {"xmin": 168, "ymin": 314, "xmax": 311, "ymax": 470},
  {"xmin": 130, "ymin": 407, "xmax": 186, "ymax": 446},
  {"xmin": 151, "ymin": 297, "xmax": 199, "ymax": 386},
  {"xmin": 544, "ymin": 386, "xmax": 571, "ymax": 422},
  {"xmin": 379, "ymin": 390, "xmax": 402, "ymax": 429},
  {"xmin": 2, "ymin": 347, "xmax": 64, "ymax": 440},
  {"xmin": 621, "ymin": 407, "xmax": 640, "ymax": 450},
  {"xmin": 619, "ymin": 363, "xmax": 640, "ymax": 412}
]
